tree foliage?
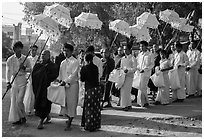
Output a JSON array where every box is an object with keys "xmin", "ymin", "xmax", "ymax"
[
  {"xmin": 2, "ymin": 32, "xmax": 13, "ymax": 59},
  {"xmin": 21, "ymin": 2, "xmax": 202, "ymax": 53}
]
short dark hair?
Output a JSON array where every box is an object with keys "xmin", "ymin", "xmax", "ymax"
[
  {"xmin": 86, "ymin": 45, "xmax": 95, "ymax": 53},
  {"xmin": 63, "ymin": 43, "xmax": 74, "ymax": 52},
  {"xmin": 79, "ymin": 49, "xmax": 85, "ymax": 54},
  {"xmin": 175, "ymin": 41, "xmax": 182, "ymax": 48},
  {"xmin": 32, "ymin": 45, "xmax": 38, "ymax": 49},
  {"xmin": 85, "ymin": 53, "xmax": 93, "ymax": 63},
  {"xmin": 140, "ymin": 41, "xmax": 148, "ymax": 46},
  {"xmin": 13, "ymin": 41, "xmax": 23, "ymax": 50},
  {"xmin": 126, "ymin": 43, "xmax": 132, "ymax": 50}
]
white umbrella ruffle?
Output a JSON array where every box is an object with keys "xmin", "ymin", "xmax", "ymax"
[
  {"xmin": 44, "ymin": 3, "xmax": 73, "ymax": 29},
  {"xmin": 137, "ymin": 12, "xmax": 160, "ymax": 29},
  {"xmin": 74, "ymin": 12, "xmax": 103, "ymax": 29}
]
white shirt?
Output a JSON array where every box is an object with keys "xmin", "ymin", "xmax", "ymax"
[
  {"xmin": 58, "ymin": 56, "xmax": 79, "ymax": 84},
  {"xmin": 137, "ymin": 51, "xmax": 154, "ymax": 72},
  {"xmin": 186, "ymin": 49, "xmax": 201, "ymax": 69},
  {"xmin": 28, "ymin": 55, "xmax": 38, "ymax": 68},
  {"xmin": 173, "ymin": 51, "xmax": 189, "ymax": 68},
  {"xmin": 93, "ymin": 55, "xmax": 103, "ymax": 79},
  {"xmin": 121, "ymin": 54, "xmax": 137, "ymax": 77},
  {"xmin": 168, "ymin": 51, "xmax": 176, "ymax": 66},
  {"xmin": 6, "ymin": 54, "xmax": 31, "ymax": 83}
]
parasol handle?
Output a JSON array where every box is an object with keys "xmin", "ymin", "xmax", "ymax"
[
  {"xmin": 110, "ymin": 32, "xmax": 119, "ymax": 50},
  {"xmin": 196, "ymin": 39, "xmax": 201, "ymax": 49},
  {"xmin": 161, "ymin": 22, "xmax": 168, "ymax": 36},
  {"xmin": 2, "ymin": 31, "xmax": 43, "ymax": 100},
  {"xmin": 26, "ymin": 37, "xmax": 50, "ymax": 81},
  {"xmin": 156, "ymin": 28, "xmax": 162, "ymax": 46}
]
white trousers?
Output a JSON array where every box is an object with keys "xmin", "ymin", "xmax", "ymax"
[
  {"xmin": 137, "ymin": 75, "xmax": 150, "ymax": 107},
  {"xmin": 60, "ymin": 82, "xmax": 79, "ymax": 117},
  {"xmin": 172, "ymin": 67, "xmax": 186, "ymax": 100},
  {"xmin": 186, "ymin": 68, "xmax": 198, "ymax": 95},
  {"xmin": 120, "ymin": 76, "xmax": 133, "ymax": 108},
  {"xmin": 9, "ymin": 76, "xmax": 27, "ymax": 122},
  {"xmin": 23, "ymin": 77, "xmax": 35, "ymax": 113}
]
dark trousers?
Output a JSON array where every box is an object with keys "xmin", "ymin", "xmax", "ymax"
[{"xmin": 101, "ymin": 81, "xmax": 112, "ymax": 102}]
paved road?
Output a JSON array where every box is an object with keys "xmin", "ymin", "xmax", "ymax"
[{"xmin": 3, "ymin": 96, "xmax": 201, "ymax": 137}]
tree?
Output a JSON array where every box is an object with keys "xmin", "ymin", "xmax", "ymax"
[{"xmin": 2, "ymin": 32, "xmax": 13, "ymax": 59}]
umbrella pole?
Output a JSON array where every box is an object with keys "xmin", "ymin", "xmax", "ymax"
[
  {"xmin": 156, "ymin": 28, "xmax": 162, "ymax": 46},
  {"xmin": 196, "ymin": 39, "xmax": 202, "ymax": 49},
  {"xmin": 110, "ymin": 32, "xmax": 119, "ymax": 50},
  {"xmin": 26, "ymin": 37, "xmax": 50, "ymax": 81},
  {"xmin": 161, "ymin": 22, "xmax": 168, "ymax": 36},
  {"xmin": 2, "ymin": 31, "xmax": 42, "ymax": 100}
]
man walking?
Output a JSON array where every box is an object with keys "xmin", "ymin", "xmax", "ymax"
[
  {"xmin": 120, "ymin": 44, "xmax": 137, "ymax": 111},
  {"xmin": 32, "ymin": 50, "xmax": 58, "ymax": 129},
  {"xmin": 136, "ymin": 41, "xmax": 154, "ymax": 107},
  {"xmin": 6, "ymin": 41, "xmax": 31, "ymax": 124},
  {"xmin": 186, "ymin": 40, "xmax": 201, "ymax": 97},
  {"xmin": 101, "ymin": 48, "xmax": 115, "ymax": 108},
  {"xmin": 171, "ymin": 42, "xmax": 189, "ymax": 102},
  {"xmin": 58, "ymin": 43, "xmax": 80, "ymax": 131}
]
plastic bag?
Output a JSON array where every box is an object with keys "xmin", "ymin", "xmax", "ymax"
[
  {"xmin": 47, "ymin": 82, "xmax": 66, "ymax": 106},
  {"xmin": 108, "ymin": 69, "xmax": 119, "ymax": 83},
  {"xmin": 150, "ymin": 71, "xmax": 165, "ymax": 87},
  {"xmin": 132, "ymin": 70, "xmax": 143, "ymax": 90},
  {"xmin": 168, "ymin": 69, "xmax": 181, "ymax": 90},
  {"xmin": 115, "ymin": 70, "xmax": 126, "ymax": 89}
]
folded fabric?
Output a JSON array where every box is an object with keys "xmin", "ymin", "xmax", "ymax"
[
  {"xmin": 47, "ymin": 82, "xmax": 66, "ymax": 106},
  {"xmin": 150, "ymin": 71, "xmax": 165, "ymax": 87},
  {"xmin": 168, "ymin": 68, "xmax": 181, "ymax": 90},
  {"xmin": 108, "ymin": 69, "xmax": 119, "ymax": 83}
]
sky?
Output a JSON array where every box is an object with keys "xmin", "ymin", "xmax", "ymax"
[{"xmin": 2, "ymin": 2, "xmax": 29, "ymax": 35}]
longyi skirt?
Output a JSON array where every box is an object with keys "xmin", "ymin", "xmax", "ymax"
[{"xmin": 81, "ymin": 86, "xmax": 102, "ymax": 132}]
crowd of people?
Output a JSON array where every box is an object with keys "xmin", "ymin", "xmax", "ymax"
[{"xmin": 5, "ymin": 36, "xmax": 202, "ymax": 132}]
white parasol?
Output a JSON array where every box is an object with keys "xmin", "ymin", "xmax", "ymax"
[
  {"xmin": 129, "ymin": 24, "xmax": 151, "ymax": 42},
  {"xmin": 74, "ymin": 12, "xmax": 103, "ymax": 29},
  {"xmin": 43, "ymin": 3, "xmax": 73, "ymax": 29},
  {"xmin": 109, "ymin": 19, "xmax": 131, "ymax": 38},
  {"xmin": 136, "ymin": 12, "xmax": 160, "ymax": 29},
  {"xmin": 171, "ymin": 18, "xmax": 194, "ymax": 32},
  {"xmin": 28, "ymin": 14, "xmax": 61, "ymax": 42},
  {"xmin": 159, "ymin": 9, "xmax": 180, "ymax": 23}
]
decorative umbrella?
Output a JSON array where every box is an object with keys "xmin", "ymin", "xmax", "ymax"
[
  {"xmin": 159, "ymin": 9, "xmax": 180, "ymax": 23},
  {"xmin": 43, "ymin": 3, "xmax": 73, "ymax": 29},
  {"xmin": 109, "ymin": 19, "xmax": 131, "ymax": 38},
  {"xmin": 74, "ymin": 12, "xmax": 103, "ymax": 29},
  {"xmin": 28, "ymin": 14, "xmax": 61, "ymax": 41},
  {"xmin": 129, "ymin": 24, "xmax": 151, "ymax": 42},
  {"xmin": 171, "ymin": 18, "xmax": 194, "ymax": 32},
  {"xmin": 109, "ymin": 19, "xmax": 131, "ymax": 49},
  {"xmin": 136, "ymin": 12, "xmax": 160, "ymax": 29}
]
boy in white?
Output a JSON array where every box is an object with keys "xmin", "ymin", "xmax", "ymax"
[
  {"xmin": 120, "ymin": 44, "xmax": 137, "ymax": 111},
  {"xmin": 58, "ymin": 43, "xmax": 79, "ymax": 131},
  {"xmin": 186, "ymin": 40, "xmax": 201, "ymax": 97},
  {"xmin": 136, "ymin": 41, "xmax": 154, "ymax": 107},
  {"xmin": 24, "ymin": 45, "xmax": 38, "ymax": 114},
  {"xmin": 172, "ymin": 42, "xmax": 189, "ymax": 102},
  {"xmin": 6, "ymin": 41, "xmax": 31, "ymax": 124}
]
